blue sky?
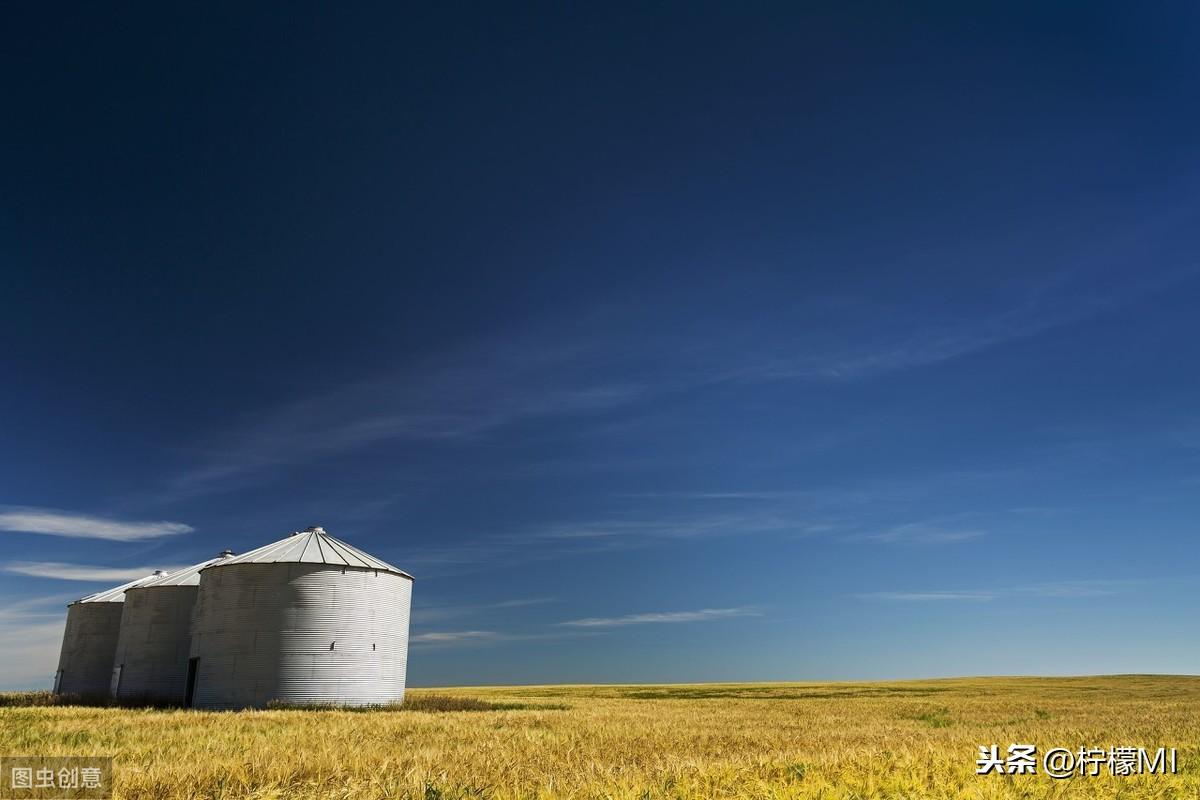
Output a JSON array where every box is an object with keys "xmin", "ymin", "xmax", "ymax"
[{"xmin": 3, "ymin": 3, "xmax": 1200, "ymax": 689}]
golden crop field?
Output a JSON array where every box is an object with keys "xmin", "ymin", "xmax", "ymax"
[{"xmin": 2, "ymin": 676, "xmax": 1197, "ymax": 799}]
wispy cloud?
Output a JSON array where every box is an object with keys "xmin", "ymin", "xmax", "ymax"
[
  {"xmin": 726, "ymin": 328, "xmax": 1027, "ymax": 383},
  {"xmin": 617, "ymin": 489, "xmax": 816, "ymax": 501},
  {"xmin": 408, "ymin": 625, "xmax": 597, "ymax": 648},
  {"xmin": 136, "ymin": 260, "xmax": 1183, "ymax": 504},
  {"xmin": 0, "ymin": 508, "xmax": 192, "ymax": 541},
  {"xmin": 1012, "ymin": 579, "xmax": 1139, "ymax": 598},
  {"xmin": 857, "ymin": 579, "xmax": 1140, "ymax": 603},
  {"xmin": 401, "ymin": 475, "xmax": 1069, "ymax": 581},
  {"xmin": 1, "ymin": 562, "xmax": 185, "ymax": 582},
  {"xmin": 695, "ymin": 302, "xmax": 1081, "ymax": 387},
  {"xmin": 410, "ymin": 630, "xmax": 503, "ymax": 644},
  {"xmin": 492, "ymin": 597, "xmax": 556, "ymax": 608},
  {"xmin": 559, "ymin": 606, "xmax": 760, "ymax": 627},
  {"xmin": 412, "ymin": 597, "xmax": 556, "ymax": 624},
  {"xmin": 410, "ymin": 606, "xmax": 764, "ymax": 651},
  {"xmin": 118, "ymin": 254, "xmax": 1197, "ymax": 514},
  {"xmin": 155, "ymin": 341, "xmax": 648, "ymax": 501},
  {"xmin": 507, "ymin": 512, "xmax": 824, "ymax": 544},
  {"xmin": 846, "ymin": 522, "xmax": 987, "ymax": 545},
  {"xmin": 856, "ymin": 591, "xmax": 996, "ymax": 602},
  {"xmin": 401, "ymin": 509, "xmax": 833, "ymax": 578},
  {"xmin": 717, "ymin": 246, "xmax": 1198, "ymax": 385}
]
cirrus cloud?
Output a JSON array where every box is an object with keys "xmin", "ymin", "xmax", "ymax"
[
  {"xmin": 0, "ymin": 508, "xmax": 192, "ymax": 541},
  {"xmin": 1, "ymin": 562, "xmax": 186, "ymax": 582},
  {"xmin": 559, "ymin": 606, "xmax": 760, "ymax": 627}
]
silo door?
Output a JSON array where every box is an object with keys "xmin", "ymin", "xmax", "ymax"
[
  {"xmin": 109, "ymin": 665, "xmax": 123, "ymax": 696},
  {"xmin": 184, "ymin": 658, "xmax": 199, "ymax": 707}
]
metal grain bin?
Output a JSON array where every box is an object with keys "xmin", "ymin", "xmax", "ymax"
[
  {"xmin": 111, "ymin": 552, "xmax": 234, "ymax": 704},
  {"xmin": 187, "ymin": 526, "xmax": 413, "ymax": 709},
  {"xmin": 54, "ymin": 572, "xmax": 166, "ymax": 698}
]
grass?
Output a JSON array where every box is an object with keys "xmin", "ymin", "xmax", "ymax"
[
  {"xmin": 1, "ymin": 675, "xmax": 1197, "ymax": 798},
  {"xmin": 263, "ymin": 695, "xmax": 568, "ymax": 713},
  {"xmin": 0, "ymin": 690, "xmax": 67, "ymax": 707},
  {"xmin": 0, "ymin": 691, "xmax": 564, "ymax": 713},
  {"xmin": 0, "ymin": 691, "xmax": 179, "ymax": 709}
]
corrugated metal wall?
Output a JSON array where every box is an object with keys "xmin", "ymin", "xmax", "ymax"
[
  {"xmin": 189, "ymin": 562, "xmax": 412, "ymax": 709},
  {"xmin": 111, "ymin": 585, "xmax": 198, "ymax": 703},
  {"xmin": 54, "ymin": 603, "xmax": 124, "ymax": 697}
]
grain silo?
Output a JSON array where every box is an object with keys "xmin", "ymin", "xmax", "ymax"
[
  {"xmin": 187, "ymin": 526, "xmax": 413, "ymax": 709},
  {"xmin": 111, "ymin": 551, "xmax": 234, "ymax": 704},
  {"xmin": 54, "ymin": 571, "xmax": 167, "ymax": 698}
]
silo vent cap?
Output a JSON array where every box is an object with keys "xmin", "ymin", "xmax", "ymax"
[
  {"xmin": 303, "ymin": 525, "xmax": 326, "ymax": 534},
  {"xmin": 218, "ymin": 549, "xmax": 234, "ymax": 557},
  {"xmin": 153, "ymin": 569, "xmax": 166, "ymax": 575}
]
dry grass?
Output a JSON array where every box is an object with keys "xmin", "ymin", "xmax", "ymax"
[{"xmin": 2, "ymin": 676, "xmax": 1198, "ymax": 798}]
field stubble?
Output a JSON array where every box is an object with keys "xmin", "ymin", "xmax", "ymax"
[{"xmin": 1, "ymin": 675, "xmax": 1197, "ymax": 799}]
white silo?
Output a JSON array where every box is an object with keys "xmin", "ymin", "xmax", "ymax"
[
  {"xmin": 187, "ymin": 526, "xmax": 413, "ymax": 709},
  {"xmin": 54, "ymin": 571, "xmax": 166, "ymax": 698},
  {"xmin": 111, "ymin": 551, "xmax": 234, "ymax": 704}
]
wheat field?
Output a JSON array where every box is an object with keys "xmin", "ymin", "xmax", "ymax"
[{"xmin": 1, "ymin": 676, "xmax": 1197, "ymax": 799}]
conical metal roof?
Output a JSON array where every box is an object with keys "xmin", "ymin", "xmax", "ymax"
[
  {"xmin": 134, "ymin": 551, "xmax": 236, "ymax": 587},
  {"xmin": 73, "ymin": 571, "xmax": 170, "ymax": 604},
  {"xmin": 204, "ymin": 526, "xmax": 413, "ymax": 579}
]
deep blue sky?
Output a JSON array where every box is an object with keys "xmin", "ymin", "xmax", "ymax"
[{"xmin": 3, "ymin": 3, "xmax": 1199, "ymax": 689}]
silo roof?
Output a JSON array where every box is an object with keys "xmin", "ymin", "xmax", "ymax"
[
  {"xmin": 205, "ymin": 526, "xmax": 413, "ymax": 579},
  {"xmin": 73, "ymin": 571, "xmax": 169, "ymax": 604},
  {"xmin": 134, "ymin": 552, "xmax": 235, "ymax": 587}
]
